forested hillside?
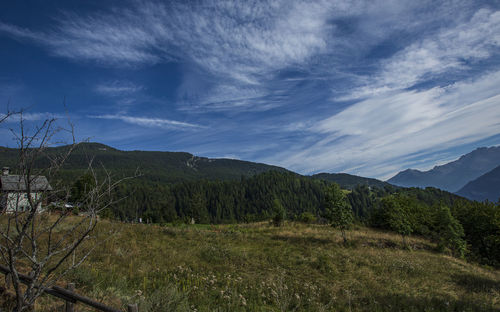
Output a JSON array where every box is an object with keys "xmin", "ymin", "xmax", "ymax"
[
  {"xmin": 0, "ymin": 143, "xmax": 289, "ymax": 183},
  {"xmin": 107, "ymin": 171, "xmax": 328, "ymax": 224},
  {"xmin": 311, "ymin": 172, "xmax": 392, "ymax": 189}
]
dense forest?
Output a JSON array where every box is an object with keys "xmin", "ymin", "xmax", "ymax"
[{"xmin": 103, "ymin": 171, "xmax": 328, "ymax": 224}]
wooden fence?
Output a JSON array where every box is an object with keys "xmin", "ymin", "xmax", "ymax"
[{"xmin": 0, "ymin": 264, "xmax": 137, "ymax": 312}]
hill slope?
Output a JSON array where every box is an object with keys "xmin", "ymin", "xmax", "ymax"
[
  {"xmin": 388, "ymin": 146, "xmax": 500, "ymax": 192},
  {"xmin": 29, "ymin": 219, "xmax": 500, "ymax": 311},
  {"xmin": 0, "ymin": 142, "xmax": 289, "ymax": 182},
  {"xmin": 457, "ymin": 165, "xmax": 500, "ymax": 202},
  {"xmin": 0, "ymin": 142, "xmax": 394, "ymax": 190},
  {"xmin": 311, "ymin": 172, "xmax": 392, "ymax": 189}
]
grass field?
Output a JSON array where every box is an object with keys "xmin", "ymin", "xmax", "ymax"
[{"xmin": 3, "ymin": 218, "xmax": 500, "ymax": 311}]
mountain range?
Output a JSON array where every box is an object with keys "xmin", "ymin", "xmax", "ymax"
[
  {"xmin": 388, "ymin": 146, "xmax": 500, "ymax": 201},
  {"xmin": 456, "ymin": 165, "xmax": 500, "ymax": 202},
  {"xmin": 0, "ymin": 143, "xmax": 287, "ymax": 182},
  {"xmin": 2, "ymin": 142, "xmax": 498, "ymax": 201},
  {"xmin": 0, "ymin": 143, "xmax": 388, "ymax": 190}
]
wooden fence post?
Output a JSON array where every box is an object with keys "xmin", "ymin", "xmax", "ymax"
[
  {"xmin": 127, "ymin": 303, "xmax": 138, "ymax": 312},
  {"xmin": 65, "ymin": 283, "xmax": 75, "ymax": 312}
]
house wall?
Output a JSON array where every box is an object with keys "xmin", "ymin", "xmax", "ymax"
[{"xmin": 5, "ymin": 192, "xmax": 43, "ymax": 212}]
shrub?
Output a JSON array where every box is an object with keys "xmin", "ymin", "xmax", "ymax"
[
  {"xmin": 379, "ymin": 196, "xmax": 414, "ymax": 246},
  {"xmin": 297, "ymin": 212, "xmax": 317, "ymax": 224},
  {"xmin": 323, "ymin": 183, "xmax": 353, "ymax": 243},
  {"xmin": 272, "ymin": 199, "xmax": 286, "ymax": 227},
  {"xmin": 434, "ymin": 206, "xmax": 466, "ymax": 258}
]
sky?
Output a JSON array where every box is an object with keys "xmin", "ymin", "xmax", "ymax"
[{"xmin": 0, "ymin": 0, "xmax": 499, "ymax": 180}]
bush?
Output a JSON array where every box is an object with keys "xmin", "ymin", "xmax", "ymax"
[
  {"xmin": 297, "ymin": 212, "xmax": 316, "ymax": 224},
  {"xmin": 323, "ymin": 183, "xmax": 353, "ymax": 243},
  {"xmin": 434, "ymin": 206, "xmax": 466, "ymax": 258},
  {"xmin": 375, "ymin": 196, "xmax": 414, "ymax": 246},
  {"xmin": 272, "ymin": 199, "xmax": 286, "ymax": 227}
]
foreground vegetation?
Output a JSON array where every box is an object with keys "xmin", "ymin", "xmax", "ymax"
[{"xmin": 4, "ymin": 219, "xmax": 498, "ymax": 311}]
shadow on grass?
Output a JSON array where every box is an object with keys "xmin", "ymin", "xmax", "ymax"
[
  {"xmin": 353, "ymin": 238, "xmax": 434, "ymax": 252},
  {"xmin": 357, "ymin": 238, "xmax": 399, "ymax": 249},
  {"xmin": 453, "ymin": 273, "xmax": 500, "ymax": 293},
  {"xmin": 0, "ymin": 285, "xmax": 16, "ymax": 312},
  {"xmin": 351, "ymin": 293, "xmax": 499, "ymax": 312},
  {"xmin": 270, "ymin": 234, "xmax": 333, "ymax": 245}
]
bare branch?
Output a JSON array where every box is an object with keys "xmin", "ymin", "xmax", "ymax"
[{"xmin": 0, "ymin": 108, "xmax": 135, "ymax": 311}]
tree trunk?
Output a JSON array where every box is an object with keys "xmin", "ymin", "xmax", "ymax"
[{"xmin": 341, "ymin": 229, "xmax": 347, "ymax": 244}]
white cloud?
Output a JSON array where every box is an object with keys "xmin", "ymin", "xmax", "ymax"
[
  {"xmin": 2, "ymin": 1, "xmax": 490, "ymax": 111},
  {"xmin": 0, "ymin": 0, "xmax": 343, "ymax": 111},
  {"xmin": 90, "ymin": 114, "xmax": 204, "ymax": 130},
  {"xmin": 0, "ymin": 19, "xmax": 161, "ymax": 66},
  {"xmin": 272, "ymin": 70, "xmax": 500, "ymax": 179},
  {"xmin": 0, "ymin": 1, "xmax": 334, "ymax": 76},
  {"xmin": 1, "ymin": 0, "xmax": 499, "ymax": 176},
  {"xmin": 95, "ymin": 81, "xmax": 143, "ymax": 96},
  {"xmin": 0, "ymin": 112, "xmax": 64, "ymax": 122},
  {"xmin": 344, "ymin": 8, "xmax": 500, "ymax": 100}
]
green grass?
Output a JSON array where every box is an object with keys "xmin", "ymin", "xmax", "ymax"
[{"xmin": 5, "ymin": 219, "xmax": 500, "ymax": 311}]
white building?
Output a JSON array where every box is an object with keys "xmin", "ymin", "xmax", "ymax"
[{"xmin": 0, "ymin": 167, "xmax": 52, "ymax": 212}]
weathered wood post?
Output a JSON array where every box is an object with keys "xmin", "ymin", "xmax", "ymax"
[
  {"xmin": 127, "ymin": 303, "xmax": 138, "ymax": 312},
  {"xmin": 65, "ymin": 283, "xmax": 75, "ymax": 312}
]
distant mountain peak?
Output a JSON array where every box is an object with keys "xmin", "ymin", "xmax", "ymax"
[
  {"xmin": 388, "ymin": 146, "xmax": 500, "ymax": 192},
  {"xmin": 457, "ymin": 165, "xmax": 500, "ymax": 202},
  {"xmin": 401, "ymin": 168, "xmax": 422, "ymax": 174}
]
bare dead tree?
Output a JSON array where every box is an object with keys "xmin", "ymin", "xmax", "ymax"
[
  {"xmin": 0, "ymin": 107, "xmax": 16, "ymax": 124},
  {"xmin": 0, "ymin": 110, "xmax": 136, "ymax": 311}
]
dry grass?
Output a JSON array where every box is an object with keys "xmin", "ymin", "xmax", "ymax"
[{"xmin": 1, "ymin": 217, "xmax": 499, "ymax": 311}]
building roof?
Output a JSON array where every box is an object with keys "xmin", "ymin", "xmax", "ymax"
[{"xmin": 0, "ymin": 175, "xmax": 52, "ymax": 191}]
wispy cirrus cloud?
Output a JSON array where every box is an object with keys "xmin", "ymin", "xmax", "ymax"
[
  {"xmin": 0, "ymin": 0, "xmax": 337, "ymax": 111},
  {"xmin": 1, "ymin": 0, "xmax": 499, "ymax": 179},
  {"xmin": 271, "ymin": 70, "xmax": 500, "ymax": 179},
  {"xmin": 0, "ymin": 14, "xmax": 162, "ymax": 66},
  {"xmin": 0, "ymin": 0, "xmax": 444, "ymax": 112},
  {"xmin": 95, "ymin": 81, "xmax": 143, "ymax": 96},
  {"xmin": 343, "ymin": 8, "xmax": 500, "ymax": 100},
  {"xmin": 0, "ymin": 1, "xmax": 332, "ymax": 76},
  {"xmin": 90, "ymin": 114, "xmax": 204, "ymax": 130},
  {"xmin": 0, "ymin": 111, "xmax": 65, "ymax": 122},
  {"xmin": 258, "ymin": 5, "xmax": 500, "ymax": 178}
]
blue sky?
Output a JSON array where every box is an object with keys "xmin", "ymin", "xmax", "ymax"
[{"xmin": 1, "ymin": 0, "xmax": 500, "ymax": 180}]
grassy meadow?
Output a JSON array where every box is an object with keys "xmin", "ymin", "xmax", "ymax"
[{"xmin": 3, "ymin": 218, "xmax": 500, "ymax": 311}]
